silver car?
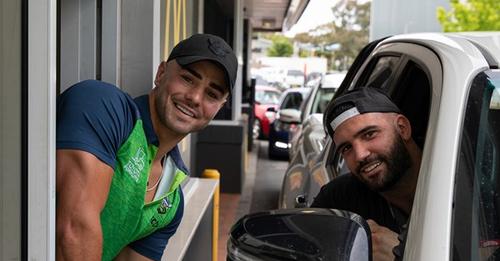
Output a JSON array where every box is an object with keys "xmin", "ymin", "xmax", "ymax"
[{"xmin": 279, "ymin": 73, "xmax": 345, "ymax": 209}]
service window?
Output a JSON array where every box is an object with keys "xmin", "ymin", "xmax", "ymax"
[{"xmin": 452, "ymin": 71, "xmax": 500, "ymax": 261}]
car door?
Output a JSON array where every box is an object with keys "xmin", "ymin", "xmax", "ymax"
[{"xmin": 326, "ymin": 41, "xmax": 444, "ymax": 259}]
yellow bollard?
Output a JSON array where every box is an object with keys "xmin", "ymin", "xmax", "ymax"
[{"xmin": 202, "ymin": 169, "xmax": 220, "ymax": 261}]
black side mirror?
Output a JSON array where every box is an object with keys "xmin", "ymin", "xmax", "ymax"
[
  {"xmin": 227, "ymin": 208, "xmax": 372, "ymax": 261},
  {"xmin": 266, "ymin": 107, "xmax": 276, "ymax": 112}
]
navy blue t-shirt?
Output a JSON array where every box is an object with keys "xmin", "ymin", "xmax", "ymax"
[{"xmin": 56, "ymin": 80, "xmax": 187, "ymax": 260}]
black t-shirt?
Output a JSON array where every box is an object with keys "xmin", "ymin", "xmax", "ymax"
[{"xmin": 311, "ymin": 174, "xmax": 407, "ymax": 233}]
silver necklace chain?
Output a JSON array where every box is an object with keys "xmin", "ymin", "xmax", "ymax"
[{"xmin": 146, "ymin": 156, "xmax": 166, "ymax": 192}]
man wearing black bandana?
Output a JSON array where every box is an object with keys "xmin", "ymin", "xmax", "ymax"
[{"xmin": 311, "ymin": 87, "xmax": 422, "ymax": 261}]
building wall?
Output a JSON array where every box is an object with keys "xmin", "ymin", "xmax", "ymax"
[
  {"xmin": 1, "ymin": 0, "xmax": 22, "ymax": 259},
  {"xmin": 370, "ymin": 0, "xmax": 450, "ymax": 41}
]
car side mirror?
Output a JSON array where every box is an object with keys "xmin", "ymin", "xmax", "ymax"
[
  {"xmin": 278, "ymin": 108, "xmax": 302, "ymax": 124},
  {"xmin": 227, "ymin": 208, "xmax": 372, "ymax": 261},
  {"xmin": 266, "ymin": 107, "xmax": 276, "ymax": 112}
]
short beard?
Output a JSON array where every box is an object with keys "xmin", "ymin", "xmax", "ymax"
[
  {"xmin": 357, "ymin": 134, "xmax": 412, "ymax": 192},
  {"xmin": 154, "ymin": 88, "xmax": 169, "ymax": 128}
]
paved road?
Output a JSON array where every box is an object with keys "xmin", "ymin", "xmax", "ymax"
[{"xmin": 249, "ymin": 140, "xmax": 289, "ymax": 213}]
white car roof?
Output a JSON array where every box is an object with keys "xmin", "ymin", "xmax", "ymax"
[
  {"xmin": 321, "ymin": 73, "xmax": 346, "ymax": 89},
  {"xmin": 384, "ymin": 32, "xmax": 500, "ymax": 66}
]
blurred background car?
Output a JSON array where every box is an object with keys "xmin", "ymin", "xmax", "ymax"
[
  {"xmin": 279, "ymin": 72, "xmax": 346, "ymax": 208},
  {"xmin": 284, "ymin": 69, "xmax": 306, "ymax": 87},
  {"xmin": 268, "ymin": 87, "xmax": 311, "ymax": 159},
  {"xmin": 289, "ymin": 72, "xmax": 346, "ymax": 159},
  {"xmin": 253, "ymin": 83, "xmax": 281, "ymax": 140}
]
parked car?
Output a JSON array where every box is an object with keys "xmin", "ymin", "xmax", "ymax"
[
  {"xmin": 284, "ymin": 69, "xmax": 305, "ymax": 87},
  {"xmin": 288, "ymin": 72, "xmax": 346, "ymax": 161},
  {"xmin": 253, "ymin": 84, "xmax": 281, "ymax": 140},
  {"xmin": 229, "ymin": 32, "xmax": 500, "ymax": 261},
  {"xmin": 267, "ymin": 87, "xmax": 311, "ymax": 159},
  {"xmin": 278, "ymin": 73, "xmax": 345, "ymax": 209}
]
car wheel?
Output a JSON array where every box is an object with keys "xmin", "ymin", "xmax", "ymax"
[{"xmin": 253, "ymin": 119, "xmax": 261, "ymax": 140}]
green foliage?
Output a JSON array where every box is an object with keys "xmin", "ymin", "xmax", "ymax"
[
  {"xmin": 293, "ymin": 0, "xmax": 370, "ymax": 70},
  {"xmin": 437, "ymin": 0, "xmax": 500, "ymax": 32},
  {"xmin": 298, "ymin": 49, "xmax": 311, "ymax": 58},
  {"xmin": 267, "ymin": 35, "xmax": 293, "ymax": 57}
]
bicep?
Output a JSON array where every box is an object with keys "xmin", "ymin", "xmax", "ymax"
[{"xmin": 57, "ymin": 149, "xmax": 114, "ymax": 219}]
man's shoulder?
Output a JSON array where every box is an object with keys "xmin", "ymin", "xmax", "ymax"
[
  {"xmin": 60, "ymin": 80, "xmax": 132, "ymax": 101},
  {"xmin": 319, "ymin": 174, "xmax": 377, "ymax": 200},
  {"xmin": 324, "ymin": 174, "xmax": 363, "ymax": 190},
  {"xmin": 58, "ymin": 80, "xmax": 140, "ymax": 118}
]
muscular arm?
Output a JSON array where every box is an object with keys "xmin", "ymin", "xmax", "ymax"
[{"xmin": 56, "ymin": 149, "xmax": 114, "ymax": 260}]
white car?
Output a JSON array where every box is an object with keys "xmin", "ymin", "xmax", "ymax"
[
  {"xmin": 228, "ymin": 32, "xmax": 500, "ymax": 261},
  {"xmin": 284, "ymin": 69, "xmax": 305, "ymax": 87}
]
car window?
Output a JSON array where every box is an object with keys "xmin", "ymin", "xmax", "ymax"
[
  {"xmin": 452, "ymin": 71, "xmax": 500, "ymax": 261},
  {"xmin": 363, "ymin": 56, "xmax": 400, "ymax": 89},
  {"xmin": 287, "ymin": 70, "xmax": 304, "ymax": 76},
  {"xmin": 391, "ymin": 60, "xmax": 431, "ymax": 149},
  {"xmin": 281, "ymin": 92, "xmax": 304, "ymax": 110},
  {"xmin": 255, "ymin": 90, "xmax": 280, "ymax": 105},
  {"xmin": 311, "ymin": 88, "xmax": 336, "ymax": 114}
]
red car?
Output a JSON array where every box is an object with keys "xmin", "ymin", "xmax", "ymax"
[{"xmin": 253, "ymin": 85, "xmax": 281, "ymax": 140}]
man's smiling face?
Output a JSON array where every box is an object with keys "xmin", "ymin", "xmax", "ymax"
[
  {"xmin": 152, "ymin": 60, "xmax": 228, "ymax": 136},
  {"xmin": 334, "ymin": 112, "xmax": 412, "ymax": 191}
]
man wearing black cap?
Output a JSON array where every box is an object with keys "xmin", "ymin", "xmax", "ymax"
[
  {"xmin": 311, "ymin": 88, "xmax": 422, "ymax": 261},
  {"xmin": 56, "ymin": 34, "xmax": 237, "ymax": 261}
]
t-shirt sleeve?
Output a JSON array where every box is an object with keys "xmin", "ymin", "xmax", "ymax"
[
  {"xmin": 56, "ymin": 80, "xmax": 137, "ymax": 169},
  {"xmin": 310, "ymin": 181, "xmax": 336, "ymax": 208},
  {"xmin": 310, "ymin": 174, "xmax": 351, "ymax": 208},
  {"xmin": 129, "ymin": 188, "xmax": 185, "ymax": 261}
]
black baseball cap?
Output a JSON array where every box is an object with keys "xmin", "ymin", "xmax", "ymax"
[
  {"xmin": 167, "ymin": 34, "xmax": 238, "ymax": 93},
  {"xmin": 324, "ymin": 87, "xmax": 401, "ymax": 137}
]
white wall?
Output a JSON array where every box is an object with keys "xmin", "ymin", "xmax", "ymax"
[{"xmin": 28, "ymin": 0, "xmax": 57, "ymax": 259}]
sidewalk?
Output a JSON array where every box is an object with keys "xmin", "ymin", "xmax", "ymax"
[{"xmin": 217, "ymin": 143, "xmax": 259, "ymax": 261}]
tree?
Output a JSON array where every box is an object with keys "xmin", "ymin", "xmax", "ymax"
[
  {"xmin": 267, "ymin": 35, "xmax": 293, "ymax": 57},
  {"xmin": 293, "ymin": 0, "xmax": 370, "ymax": 71},
  {"xmin": 437, "ymin": 0, "xmax": 500, "ymax": 32}
]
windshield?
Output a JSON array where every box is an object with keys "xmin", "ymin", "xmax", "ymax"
[
  {"xmin": 255, "ymin": 89, "xmax": 280, "ymax": 105},
  {"xmin": 452, "ymin": 71, "xmax": 500, "ymax": 261},
  {"xmin": 311, "ymin": 88, "xmax": 337, "ymax": 114}
]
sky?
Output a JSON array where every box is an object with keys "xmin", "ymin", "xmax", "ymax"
[{"xmin": 284, "ymin": 0, "xmax": 338, "ymax": 37}]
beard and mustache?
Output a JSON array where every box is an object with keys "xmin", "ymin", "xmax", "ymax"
[{"xmin": 354, "ymin": 134, "xmax": 412, "ymax": 192}]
